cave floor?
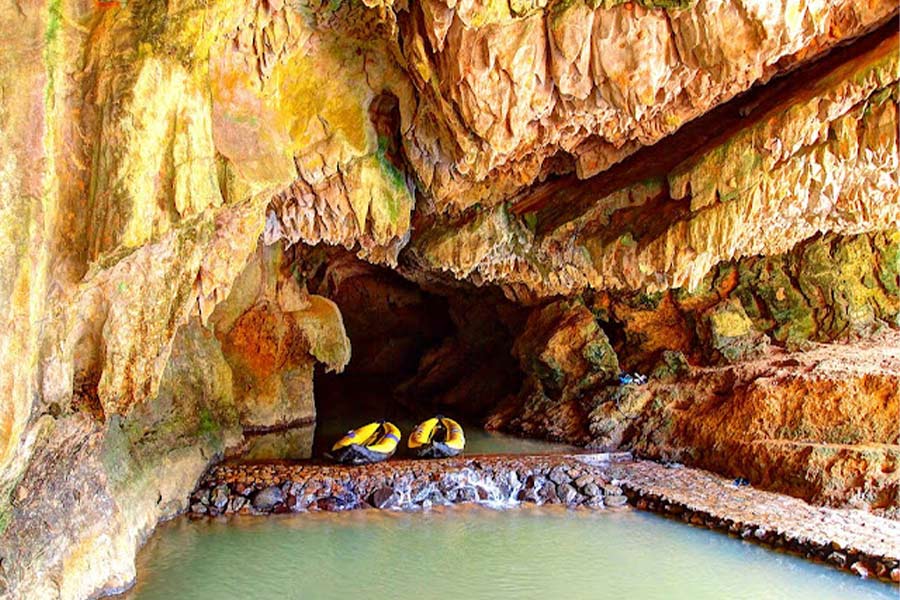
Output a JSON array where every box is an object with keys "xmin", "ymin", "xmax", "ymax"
[{"xmin": 192, "ymin": 454, "xmax": 900, "ymax": 584}]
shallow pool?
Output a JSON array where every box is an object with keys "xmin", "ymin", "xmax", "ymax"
[{"xmin": 126, "ymin": 505, "xmax": 895, "ymax": 600}]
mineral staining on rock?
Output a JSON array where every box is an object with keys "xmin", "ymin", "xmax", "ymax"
[
  {"xmin": 409, "ymin": 26, "xmax": 900, "ymax": 296},
  {"xmin": 402, "ymin": 0, "xmax": 897, "ymax": 211},
  {"xmin": 488, "ymin": 315, "xmax": 900, "ymax": 512},
  {"xmin": 0, "ymin": 0, "xmax": 898, "ymax": 598},
  {"xmin": 485, "ymin": 229, "xmax": 900, "ymax": 511},
  {"xmin": 0, "ymin": 319, "xmax": 242, "ymax": 598},
  {"xmin": 211, "ymin": 243, "xmax": 350, "ymax": 429}
]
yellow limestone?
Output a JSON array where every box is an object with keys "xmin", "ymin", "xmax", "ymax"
[
  {"xmin": 330, "ymin": 421, "xmax": 401, "ymax": 465},
  {"xmin": 408, "ymin": 416, "xmax": 465, "ymax": 459}
]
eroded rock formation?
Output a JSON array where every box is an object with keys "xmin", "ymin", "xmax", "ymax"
[
  {"xmin": 408, "ymin": 27, "xmax": 900, "ymax": 297},
  {"xmin": 487, "ymin": 230, "xmax": 900, "ymax": 509},
  {"xmin": 0, "ymin": 0, "xmax": 897, "ymax": 597}
]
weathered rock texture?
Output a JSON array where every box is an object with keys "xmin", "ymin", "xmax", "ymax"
[
  {"xmin": 408, "ymin": 26, "xmax": 900, "ymax": 298},
  {"xmin": 402, "ymin": 0, "xmax": 897, "ymax": 210},
  {"xmin": 0, "ymin": 0, "xmax": 898, "ymax": 598},
  {"xmin": 210, "ymin": 243, "xmax": 350, "ymax": 429},
  {"xmin": 0, "ymin": 320, "xmax": 242, "ymax": 598},
  {"xmin": 488, "ymin": 321, "xmax": 900, "ymax": 513}
]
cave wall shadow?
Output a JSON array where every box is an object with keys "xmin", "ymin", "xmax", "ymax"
[{"xmin": 305, "ymin": 248, "xmax": 528, "ymax": 455}]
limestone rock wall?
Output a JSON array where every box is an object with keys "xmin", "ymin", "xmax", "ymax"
[
  {"xmin": 210, "ymin": 243, "xmax": 350, "ymax": 429},
  {"xmin": 487, "ymin": 232, "xmax": 900, "ymax": 509},
  {"xmin": 400, "ymin": 0, "xmax": 897, "ymax": 211},
  {"xmin": 0, "ymin": 0, "xmax": 898, "ymax": 598},
  {"xmin": 491, "ymin": 331, "xmax": 900, "ymax": 511},
  {"xmin": 408, "ymin": 27, "xmax": 900, "ymax": 297},
  {"xmin": 0, "ymin": 320, "xmax": 241, "ymax": 598},
  {"xmin": 0, "ymin": 1, "xmax": 373, "ymax": 596}
]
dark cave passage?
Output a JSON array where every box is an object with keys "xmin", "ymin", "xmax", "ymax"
[{"xmin": 298, "ymin": 248, "xmax": 528, "ymax": 457}]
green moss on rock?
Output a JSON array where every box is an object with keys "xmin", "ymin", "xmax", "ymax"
[
  {"xmin": 702, "ymin": 298, "xmax": 769, "ymax": 363},
  {"xmin": 651, "ymin": 350, "xmax": 691, "ymax": 381}
]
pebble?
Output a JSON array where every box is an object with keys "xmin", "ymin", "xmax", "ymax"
[
  {"xmin": 850, "ymin": 562, "xmax": 871, "ymax": 578},
  {"xmin": 574, "ymin": 474, "xmax": 594, "ymax": 488},
  {"xmin": 582, "ymin": 483, "xmax": 601, "ymax": 497},
  {"xmin": 251, "ymin": 486, "xmax": 284, "ymax": 511},
  {"xmin": 211, "ymin": 485, "xmax": 229, "ymax": 509},
  {"xmin": 605, "ymin": 494, "xmax": 629, "ymax": 507},
  {"xmin": 548, "ymin": 466, "xmax": 569, "ymax": 485},
  {"xmin": 602, "ymin": 483, "xmax": 622, "ymax": 496},
  {"xmin": 584, "ymin": 496, "xmax": 604, "ymax": 508},
  {"xmin": 557, "ymin": 483, "xmax": 579, "ymax": 505},
  {"xmin": 370, "ymin": 487, "xmax": 396, "ymax": 509},
  {"xmin": 540, "ymin": 481, "xmax": 558, "ymax": 503}
]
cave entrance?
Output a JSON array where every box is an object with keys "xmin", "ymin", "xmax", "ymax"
[
  {"xmin": 310, "ymin": 249, "xmax": 453, "ymax": 456},
  {"xmin": 307, "ymin": 248, "xmax": 526, "ymax": 458},
  {"xmin": 220, "ymin": 241, "xmax": 535, "ymax": 463}
]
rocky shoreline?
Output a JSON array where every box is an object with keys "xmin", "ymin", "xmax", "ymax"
[{"xmin": 189, "ymin": 454, "xmax": 899, "ymax": 585}]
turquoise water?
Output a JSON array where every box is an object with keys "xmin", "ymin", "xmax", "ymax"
[{"xmin": 127, "ymin": 506, "xmax": 895, "ymax": 600}]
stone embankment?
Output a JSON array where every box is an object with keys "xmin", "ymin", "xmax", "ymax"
[
  {"xmin": 611, "ymin": 461, "xmax": 900, "ymax": 585},
  {"xmin": 189, "ymin": 455, "xmax": 900, "ymax": 584},
  {"xmin": 191, "ymin": 454, "xmax": 631, "ymax": 516}
]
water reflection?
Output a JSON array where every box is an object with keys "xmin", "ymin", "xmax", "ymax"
[
  {"xmin": 127, "ymin": 505, "xmax": 895, "ymax": 600},
  {"xmin": 238, "ymin": 425, "xmax": 316, "ymax": 461}
]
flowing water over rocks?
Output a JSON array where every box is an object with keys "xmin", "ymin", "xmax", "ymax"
[{"xmin": 192, "ymin": 454, "xmax": 630, "ymax": 517}]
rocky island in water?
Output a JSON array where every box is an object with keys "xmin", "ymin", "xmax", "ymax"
[{"xmin": 0, "ymin": 0, "xmax": 898, "ymax": 598}]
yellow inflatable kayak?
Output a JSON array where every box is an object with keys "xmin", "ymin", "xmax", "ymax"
[
  {"xmin": 408, "ymin": 416, "xmax": 465, "ymax": 458},
  {"xmin": 330, "ymin": 421, "xmax": 401, "ymax": 465}
]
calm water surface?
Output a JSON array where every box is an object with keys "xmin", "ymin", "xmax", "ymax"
[{"xmin": 127, "ymin": 506, "xmax": 895, "ymax": 600}]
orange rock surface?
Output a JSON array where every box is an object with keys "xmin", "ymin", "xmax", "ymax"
[{"xmin": 0, "ymin": 0, "xmax": 897, "ymax": 597}]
